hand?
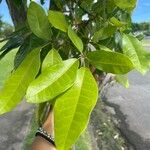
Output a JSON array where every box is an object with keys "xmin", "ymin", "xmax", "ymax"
[
  {"xmin": 43, "ymin": 108, "xmax": 54, "ymax": 136},
  {"xmin": 31, "ymin": 108, "xmax": 56, "ymax": 150}
]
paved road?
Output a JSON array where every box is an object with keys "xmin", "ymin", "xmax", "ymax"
[
  {"xmin": 102, "ymin": 70, "xmax": 150, "ymax": 150},
  {"xmin": 0, "ymin": 101, "xmax": 34, "ymax": 150}
]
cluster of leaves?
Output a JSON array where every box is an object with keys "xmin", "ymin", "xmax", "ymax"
[{"xmin": 0, "ymin": 0, "xmax": 150, "ymax": 149}]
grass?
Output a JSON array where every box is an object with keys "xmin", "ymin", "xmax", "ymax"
[
  {"xmin": 91, "ymin": 101, "xmax": 128, "ymax": 150},
  {"xmin": 75, "ymin": 130, "xmax": 92, "ymax": 150},
  {"xmin": 23, "ymin": 114, "xmax": 39, "ymax": 150},
  {"xmin": 0, "ymin": 41, "xmax": 17, "ymax": 88}
]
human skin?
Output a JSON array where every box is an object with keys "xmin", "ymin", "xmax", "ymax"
[{"xmin": 31, "ymin": 110, "xmax": 56, "ymax": 150}]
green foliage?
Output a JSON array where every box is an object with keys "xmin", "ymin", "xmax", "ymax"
[
  {"xmin": 132, "ymin": 22, "xmax": 150, "ymax": 36},
  {"xmin": 114, "ymin": 0, "xmax": 137, "ymax": 11},
  {"xmin": 26, "ymin": 59, "xmax": 79, "ymax": 103},
  {"xmin": 48, "ymin": 10, "xmax": 68, "ymax": 32},
  {"xmin": 68, "ymin": 25, "xmax": 83, "ymax": 53},
  {"xmin": 0, "ymin": 0, "xmax": 150, "ymax": 149},
  {"xmin": 27, "ymin": 2, "xmax": 52, "ymax": 40},
  {"xmin": 0, "ymin": 42, "xmax": 17, "ymax": 88},
  {"xmin": 54, "ymin": 67, "xmax": 98, "ymax": 150},
  {"xmin": 123, "ymin": 34, "xmax": 150, "ymax": 75},
  {"xmin": 87, "ymin": 50, "xmax": 134, "ymax": 74},
  {"xmin": 92, "ymin": 25, "xmax": 116, "ymax": 42},
  {"xmin": 0, "ymin": 48, "xmax": 41, "ymax": 114},
  {"xmin": 42, "ymin": 48, "xmax": 62, "ymax": 71}
]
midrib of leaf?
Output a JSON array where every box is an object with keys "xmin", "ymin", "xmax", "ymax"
[
  {"xmin": 63, "ymin": 69, "xmax": 86, "ymax": 149},
  {"xmin": 51, "ymin": 50, "xmax": 55, "ymax": 65},
  {"xmin": 35, "ymin": 14, "xmax": 43, "ymax": 36},
  {"xmin": 0, "ymin": 54, "xmax": 39, "ymax": 110},
  {"xmin": 29, "ymin": 59, "xmax": 77, "ymax": 96},
  {"xmin": 89, "ymin": 59, "xmax": 132, "ymax": 67}
]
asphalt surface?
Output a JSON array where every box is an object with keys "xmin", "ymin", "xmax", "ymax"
[
  {"xmin": 0, "ymin": 101, "xmax": 34, "ymax": 150},
  {"xmin": 102, "ymin": 69, "xmax": 150, "ymax": 150}
]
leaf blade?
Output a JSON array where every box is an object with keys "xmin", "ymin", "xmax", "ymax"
[
  {"xmin": 42, "ymin": 48, "xmax": 62, "ymax": 71},
  {"xmin": 48, "ymin": 10, "xmax": 68, "ymax": 32},
  {"xmin": 87, "ymin": 50, "xmax": 134, "ymax": 74},
  {"xmin": 0, "ymin": 48, "xmax": 41, "ymax": 115},
  {"xmin": 114, "ymin": 0, "xmax": 137, "ymax": 11},
  {"xmin": 122, "ymin": 34, "xmax": 150, "ymax": 75},
  {"xmin": 68, "ymin": 26, "xmax": 83, "ymax": 53},
  {"xmin": 26, "ymin": 59, "xmax": 79, "ymax": 103},
  {"xmin": 27, "ymin": 2, "xmax": 51, "ymax": 40},
  {"xmin": 54, "ymin": 67, "xmax": 98, "ymax": 150}
]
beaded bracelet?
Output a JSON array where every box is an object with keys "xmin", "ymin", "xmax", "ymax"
[{"xmin": 35, "ymin": 127, "xmax": 55, "ymax": 147}]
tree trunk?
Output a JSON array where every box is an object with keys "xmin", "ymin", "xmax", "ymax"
[{"xmin": 6, "ymin": 0, "xmax": 27, "ymax": 29}]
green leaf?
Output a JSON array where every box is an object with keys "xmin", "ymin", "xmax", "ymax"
[
  {"xmin": 54, "ymin": 67, "xmax": 98, "ymax": 150},
  {"xmin": 0, "ymin": 49, "xmax": 17, "ymax": 89},
  {"xmin": 68, "ymin": 26, "xmax": 83, "ymax": 53},
  {"xmin": 42, "ymin": 48, "xmax": 62, "ymax": 71},
  {"xmin": 87, "ymin": 50, "xmax": 134, "ymax": 74},
  {"xmin": 110, "ymin": 17, "xmax": 125, "ymax": 27},
  {"xmin": 0, "ymin": 35, "xmax": 23, "ymax": 59},
  {"xmin": 0, "ymin": 48, "xmax": 41, "ymax": 115},
  {"xmin": 14, "ymin": 34, "xmax": 46, "ymax": 69},
  {"xmin": 36, "ymin": 102, "xmax": 47, "ymax": 125},
  {"xmin": 48, "ymin": 10, "xmax": 68, "ymax": 32},
  {"xmin": 92, "ymin": 25, "xmax": 116, "ymax": 42},
  {"xmin": 26, "ymin": 59, "xmax": 79, "ymax": 103},
  {"xmin": 27, "ymin": 2, "xmax": 51, "ymax": 40},
  {"xmin": 115, "ymin": 75, "xmax": 129, "ymax": 88},
  {"xmin": 122, "ymin": 34, "xmax": 150, "ymax": 75},
  {"xmin": 114, "ymin": 0, "xmax": 137, "ymax": 11},
  {"xmin": 99, "ymin": 45, "xmax": 112, "ymax": 51}
]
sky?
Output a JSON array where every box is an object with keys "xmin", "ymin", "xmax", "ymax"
[{"xmin": 0, "ymin": 0, "xmax": 150, "ymax": 25}]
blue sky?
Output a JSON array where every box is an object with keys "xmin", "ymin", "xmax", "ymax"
[{"xmin": 0, "ymin": 0, "xmax": 150, "ymax": 25}]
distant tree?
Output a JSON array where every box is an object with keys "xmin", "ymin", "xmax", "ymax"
[
  {"xmin": 2, "ymin": 22, "xmax": 14, "ymax": 37},
  {"xmin": 132, "ymin": 22, "xmax": 150, "ymax": 32},
  {"xmin": 0, "ymin": 15, "xmax": 13, "ymax": 38}
]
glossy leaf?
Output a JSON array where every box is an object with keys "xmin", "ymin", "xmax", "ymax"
[
  {"xmin": 27, "ymin": 2, "xmax": 51, "ymax": 40},
  {"xmin": 115, "ymin": 75, "xmax": 129, "ymax": 88},
  {"xmin": 114, "ymin": 0, "xmax": 137, "ymax": 11},
  {"xmin": 0, "ymin": 48, "xmax": 41, "ymax": 115},
  {"xmin": 68, "ymin": 26, "xmax": 83, "ymax": 53},
  {"xmin": 92, "ymin": 25, "xmax": 116, "ymax": 42},
  {"xmin": 42, "ymin": 48, "xmax": 62, "ymax": 71},
  {"xmin": 122, "ymin": 34, "xmax": 150, "ymax": 75},
  {"xmin": 87, "ymin": 50, "xmax": 134, "ymax": 74},
  {"xmin": 54, "ymin": 67, "xmax": 98, "ymax": 150},
  {"xmin": 48, "ymin": 10, "xmax": 68, "ymax": 32},
  {"xmin": 26, "ymin": 59, "xmax": 79, "ymax": 103}
]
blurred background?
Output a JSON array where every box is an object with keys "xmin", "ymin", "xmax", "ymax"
[{"xmin": 0, "ymin": 0, "xmax": 150, "ymax": 150}]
